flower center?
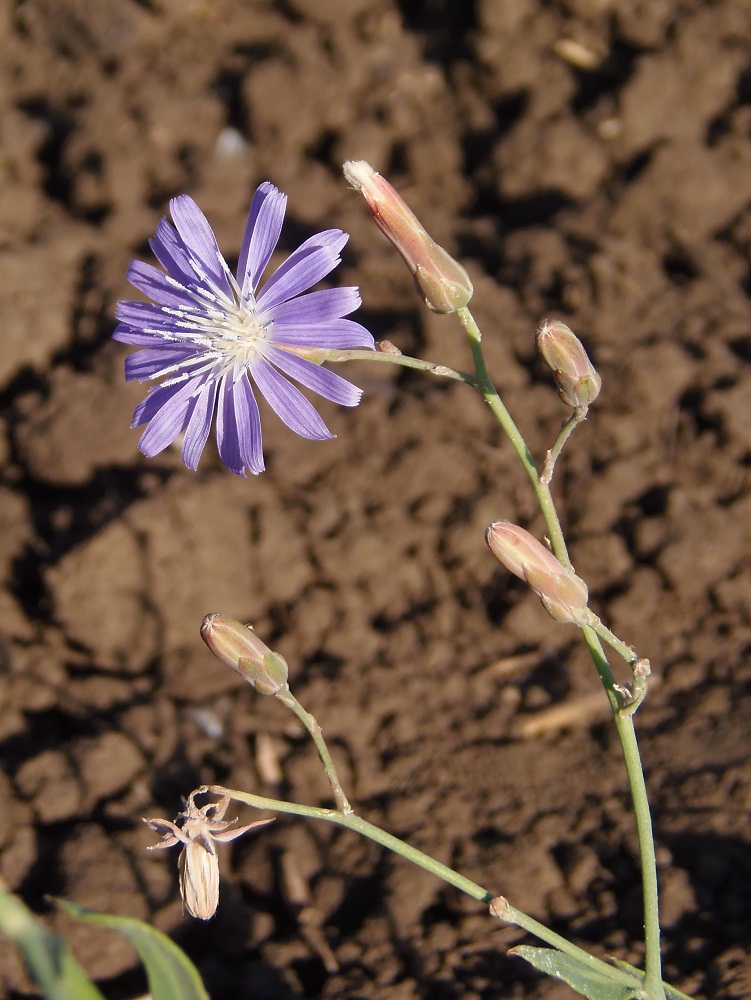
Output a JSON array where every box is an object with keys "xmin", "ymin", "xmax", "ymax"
[{"xmin": 206, "ymin": 300, "xmax": 271, "ymax": 367}]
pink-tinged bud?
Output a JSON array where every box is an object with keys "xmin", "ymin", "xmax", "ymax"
[
  {"xmin": 343, "ymin": 159, "xmax": 473, "ymax": 314},
  {"xmin": 201, "ymin": 613, "xmax": 289, "ymax": 695},
  {"xmin": 536, "ymin": 319, "xmax": 601, "ymax": 409},
  {"xmin": 485, "ymin": 521, "xmax": 590, "ymax": 624}
]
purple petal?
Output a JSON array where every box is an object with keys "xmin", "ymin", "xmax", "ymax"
[
  {"xmin": 297, "ymin": 229, "xmax": 350, "ymax": 250},
  {"xmin": 251, "ymin": 358, "xmax": 333, "ymax": 440},
  {"xmin": 237, "ymin": 182, "xmax": 286, "ymax": 298},
  {"xmin": 264, "ymin": 347, "xmax": 363, "ymax": 406},
  {"xmin": 267, "ymin": 286, "xmax": 361, "ymax": 325},
  {"xmin": 113, "ymin": 323, "xmax": 166, "ymax": 347},
  {"xmin": 125, "ymin": 346, "xmax": 197, "ymax": 381},
  {"xmin": 230, "ymin": 374, "xmax": 264, "ymax": 474},
  {"xmin": 169, "ymin": 195, "xmax": 233, "ymax": 299},
  {"xmin": 270, "ymin": 317, "xmax": 375, "ymax": 349},
  {"xmin": 136, "ymin": 376, "xmax": 205, "ymax": 457},
  {"xmin": 216, "ymin": 374, "xmax": 249, "ymax": 476},
  {"xmin": 132, "ymin": 383, "xmax": 177, "ymax": 427},
  {"xmin": 150, "ymin": 218, "xmax": 198, "ymax": 285},
  {"xmin": 126, "ymin": 260, "xmax": 192, "ymax": 308},
  {"xmin": 257, "ymin": 231, "xmax": 349, "ymax": 311},
  {"xmin": 116, "ymin": 300, "xmax": 204, "ymax": 334},
  {"xmin": 182, "ymin": 377, "xmax": 219, "ymax": 470}
]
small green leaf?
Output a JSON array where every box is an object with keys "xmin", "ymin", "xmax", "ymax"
[
  {"xmin": 0, "ymin": 884, "xmax": 105, "ymax": 1000},
  {"xmin": 511, "ymin": 945, "xmax": 643, "ymax": 1000},
  {"xmin": 56, "ymin": 899, "xmax": 210, "ymax": 1000}
]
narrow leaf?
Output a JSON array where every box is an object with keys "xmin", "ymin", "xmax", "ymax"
[
  {"xmin": 511, "ymin": 945, "xmax": 642, "ymax": 1000},
  {"xmin": 0, "ymin": 885, "xmax": 105, "ymax": 1000},
  {"xmin": 56, "ymin": 899, "xmax": 210, "ymax": 1000}
]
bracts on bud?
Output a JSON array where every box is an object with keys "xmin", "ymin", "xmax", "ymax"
[
  {"xmin": 201, "ymin": 613, "xmax": 289, "ymax": 695},
  {"xmin": 343, "ymin": 159, "xmax": 473, "ymax": 314},
  {"xmin": 485, "ymin": 521, "xmax": 590, "ymax": 625},
  {"xmin": 536, "ymin": 319, "xmax": 601, "ymax": 409}
]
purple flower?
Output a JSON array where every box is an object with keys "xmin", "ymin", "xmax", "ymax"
[{"xmin": 114, "ymin": 183, "xmax": 374, "ymax": 475}]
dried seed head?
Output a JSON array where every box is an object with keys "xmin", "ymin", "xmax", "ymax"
[
  {"xmin": 485, "ymin": 521, "xmax": 590, "ymax": 625},
  {"xmin": 179, "ymin": 836, "xmax": 220, "ymax": 920},
  {"xmin": 201, "ymin": 613, "xmax": 289, "ymax": 695},
  {"xmin": 536, "ymin": 319, "xmax": 601, "ymax": 409},
  {"xmin": 143, "ymin": 790, "xmax": 274, "ymax": 920},
  {"xmin": 343, "ymin": 159, "xmax": 473, "ymax": 313}
]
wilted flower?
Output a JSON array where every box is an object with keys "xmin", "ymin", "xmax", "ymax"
[
  {"xmin": 114, "ymin": 184, "xmax": 374, "ymax": 475},
  {"xmin": 485, "ymin": 520, "xmax": 590, "ymax": 625},
  {"xmin": 343, "ymin": 159, "xmax": 473, "ymax": 313},
  {"xmin": 144, "ymin": 790, "xmax": 273, "ymax": 920},
  {"xmin": 201, "ymin": 612, "xmax": 289, "ymax": 695}
]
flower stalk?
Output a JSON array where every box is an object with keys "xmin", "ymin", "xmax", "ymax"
[{"xmin": 457, "ymin": 305, "xmax": 665, "ymax": 1000}]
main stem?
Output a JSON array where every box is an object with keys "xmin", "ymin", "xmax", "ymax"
[
  {"xmin": 459, "ymin": 306, "xmax": 665, "ymax": 999},
  {"xmin": 614, "ymin": 713, "xmax": 665, "ymax": 999},
  {"xmin": 457, "ymin": 307, "xmax": 567, "ymax": 560}
]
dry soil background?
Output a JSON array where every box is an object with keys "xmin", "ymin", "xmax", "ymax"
[{"xmin": 1, "ymin": 1, "xmax": 751, "ymax": 998}]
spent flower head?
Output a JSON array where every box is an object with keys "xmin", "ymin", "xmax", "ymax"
[
  {"xmin": 114, "ymin": 184, "xmax": 374, "ymax": 475},
  {"xmin": 343, "ymin": 160, "xmax": 473, "ymax": 313},
  {"xmin": 144, "ymin": 790, "xmax": 273, "ymax": 920}
]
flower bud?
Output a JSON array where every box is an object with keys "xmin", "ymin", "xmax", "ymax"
[
  {"xmin": 343, "ymin": 159, "xmax": 473, "ymax": 313},
  {"xmin": 201, "ymin": 613, "xmax": 289, "ymax": 695},
  {"xmin": 536, "ymin": 319, "xmax": 601, "ymax": 409},
  {"xmin": 485, "ymin": 521, "xmax": 589, "ymax": 624}
]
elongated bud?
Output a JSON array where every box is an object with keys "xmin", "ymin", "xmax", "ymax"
[
  {"xmin": 201, "ymin": 613, "xmax": 289, "ymax": 695},
  {"xmin": 485, "ymin": 521, "xmax": 590, "ymax": 625},
  {"xmin": 536, "ymin": 319, "xmax": 601, "ymax": 409},
  {"xmin": 343, "ymin": 159, "xmax": 473, "ymax": 313}
]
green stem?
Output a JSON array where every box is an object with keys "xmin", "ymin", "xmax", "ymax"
[
  {"xmin": 580, "ymin": 626, "xmax": 664, "ymax": 998},
  {"xmin": 612, "ymin": 715, "xmax": 665, "ymax": 1000},
  {"xmin": 207, "ymin": 783, "xmax": 489, "ymax": 899},
  {"xmin": 590, "ymin": 616, "xmax": 640, "ymax": 667},
  {"xmin": 300, "ymin": 346, "xmax": 478, "ymax": 387},
  {"xmin": 458, "ymin": 307, "xmax": 665, "ymax": 999},
  {"xmin": 456, "ymin": 307, "xmax": 569, "ymax": 565},
  {"xmin": 540, "ymin": 408, "xmax": 588, "ymax": 485},
  {"xmin": 276, "ymin": 688, "xmax": 352, "ymax": 814},
  {"xmin": 205, "ymin": 784, "xmax": 638, "ymax": 988}
]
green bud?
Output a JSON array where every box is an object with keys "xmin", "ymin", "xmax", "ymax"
[{"xmin": 200, "ymin": 613, "xmax": 289, "ymax": 695}]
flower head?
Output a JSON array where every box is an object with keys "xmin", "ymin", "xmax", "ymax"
[
  {"xmin": 114, "ymin": 184, "xmax": 375, "ymax": 475},
  {"xmin": 144, "ymin": 790, "xmax": 273, "ymax": 920}
]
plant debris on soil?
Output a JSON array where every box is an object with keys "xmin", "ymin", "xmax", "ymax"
[{"xmin": 1, "ymin": 1, "xmax": 751, "ymax": 998}]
